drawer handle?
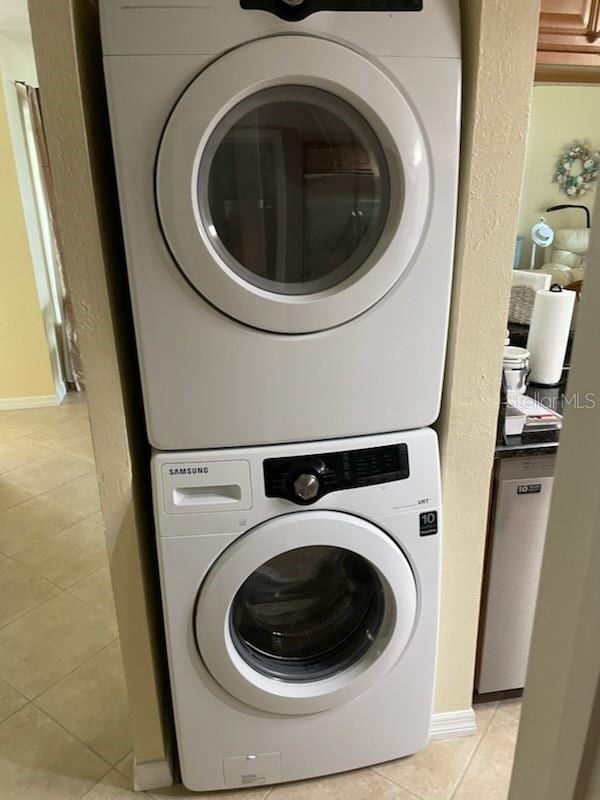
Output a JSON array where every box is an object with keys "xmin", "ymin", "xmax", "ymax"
[{"xmin": 173, "ymin": 485, "xmax": 242, "ymax": 506}]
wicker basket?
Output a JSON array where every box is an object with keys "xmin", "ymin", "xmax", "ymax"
[{"xmin": 508, "ymin": 285, "xmax": 536, "ymax": 325}]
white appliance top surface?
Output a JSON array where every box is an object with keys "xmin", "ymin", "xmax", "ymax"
[{"xmin": 99, "ymin": 0, "xmax": 461, "ymax": 58}]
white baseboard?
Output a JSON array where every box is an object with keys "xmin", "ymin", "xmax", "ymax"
[
  {"xmin": 0, "ymin": 393, "xmax": 63, "ymax": 411},
  {"xmin": 430, "ymin": 708, "xmax": 477, "ymax": 741},
  {"xmin": 133, "ymin": 757, "xmax": 174, "ymax": 792}
]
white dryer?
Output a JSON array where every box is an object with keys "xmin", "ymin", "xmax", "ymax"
[
  {"xmin": 100, "ymin": 1, "xmax": 461, "ymax": 450},
  {"xmin": 153, "ymin": 429, "xmax": 441, "ymax": 791}
]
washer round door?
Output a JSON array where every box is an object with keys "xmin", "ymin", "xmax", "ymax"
[
  {"xmin": 156, "ymin": 35, "xmax": 430, "ymax": 334},
  {"xmin": 194, "ymin": 511, "xmax": 418, "ymax": 715}
]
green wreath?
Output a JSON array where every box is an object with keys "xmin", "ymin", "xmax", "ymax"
[{"xmin": 554, "ymin": 141, "xmax": 600, "ymax": 197}]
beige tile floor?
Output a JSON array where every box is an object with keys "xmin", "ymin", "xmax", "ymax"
[{"xmin": 0, "ymin": 395, "xmax": 521, "ymax": 799}]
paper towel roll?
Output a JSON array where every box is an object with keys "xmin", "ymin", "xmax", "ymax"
[{"xmin": 527, "ymin": 288, "xmax": 575, "ymax": 385}]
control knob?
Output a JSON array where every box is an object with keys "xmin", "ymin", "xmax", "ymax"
[{"xmin": 293, "ymin": 473, "xmax": 320, "ymax": 502}]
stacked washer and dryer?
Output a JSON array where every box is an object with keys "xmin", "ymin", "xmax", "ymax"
[{"xmin": 100, "ymin": 0, "xmax": 461, "ymax": 792}]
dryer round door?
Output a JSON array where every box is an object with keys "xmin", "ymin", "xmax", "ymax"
[
  {"xmin": 156, "ymin": 35, "xmax": 430, "ymax": 334},
  {"xmin": 194, "ymin": 511, "xmax": 418, "ymax": 715}
]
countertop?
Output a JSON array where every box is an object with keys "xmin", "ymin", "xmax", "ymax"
[{"xmin": 495, "ymin": 375, "xmax": 568, "ymax": 459}]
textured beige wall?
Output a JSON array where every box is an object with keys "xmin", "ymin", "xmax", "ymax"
[
  {"xmin": 29, "ymin": 0, "xmax": 172, "ymax": 772},
  {"xmin": 0, "ymin": 74, "xmax": 55, "ymax": 401},
  {"xmin": 518, "ymin": 84, "xmax": 600, "ymax": 267},
  {"xmin": 435, "ymin": 0, "xmax": 540, "ymax": 713}
]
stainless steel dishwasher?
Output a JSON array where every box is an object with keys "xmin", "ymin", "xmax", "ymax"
[{"xmin": 476, "ymin": 454, "xmax": 556, "ymax": 694}]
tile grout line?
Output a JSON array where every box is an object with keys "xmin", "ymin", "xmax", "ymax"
[
  {"xmin": 7, "ymin": 514, "xmax": 105, "ymax": 571},
  {"xmin": 0, "ymin": 425, "xmax": 88, "ymax": 446},
  {"xmin": 28, "ymin": 634, "xmax": 123, "ymax": 706},
  {"xmin": 0, "ymin": 573, "xmax": 116, "ymax": 638},
  {"xmin": 34, "ymin": 429, "xmax": 94, "ymax": 451},
  {"xmin": 0, "ymin": 628, "xmax": 120, "ymax": 711},
  {"xmin": 0, "ymin": 429, "xmax": 59, "ymax": 445},
  {"xmin": 449, "ymin": 704, "xmax": 499, "ymax": 800},
  {"xmin": 27, "ymin": 423, "xmax": 93, "ymax": 447},
  {"xmin": 0, "ymin": 421, "xmax": 90, "ymax": 450},
  {"xmin": 26, "ymin": 700, "xmax": 117, "ymax": 774},
  {"xmin": 0, "ymin": 411, "xmax": 90, "ymax": 439},
  {"xmin": 82, "ymin": 765, "xmax": 117, "ymax": 800},
  {"xmin": 368, "ymin": 765, "xmax": 425, "ymax": 800},
  {"xmin": 0, "ymin": 426, "xmax": 92, "ymax": 510},
  {"xmin": 28, "ymin": 640, "xmax": 130, "ymax": 769},
  {"xmin": 0, "ymin": 410, "xmax": 22, "ymax": 420},
  {"xmin": 89, "ymin": 765, "xmax": 154, "ymax": 800},
  {"xmin": 27, "ymin": 467, "xmax": 96, "ymax": 501},
  {"xmin": 0, "ymin": 420, "xmax": 89, "ymax": 452},
  {"xmin": 0, "ymin": 506, "xmax": 96, "ymax": 565},
  {"xmin": 114, "ymin": 753, "xmax": 135, "ymax": 782},
  {"xmin": 0, "ymin": 442, "xmax": 54, "ymax": 471},
  {"xmin": 0, "ymin": 668, "xmax": 31, "ymax": 724},
  {"xmin": 68, "ymin": 562, "xmax": 111, "ymax": 591},
  {"xmin": 38, "ymin": 475, "xmax": 100, "ymax": 509},
  {"xmin": 4, "ymin": 486, "xmax": 99, "ymax": 533},
  {"xmin": 2, "ymin": 533, "xmax": 109, "ymax": 598},
  {"xmin": 0, "ymin": 440, "xmax": 62, "ymax": 474},
  {"xmin": 0, "ymin": 699, "xmax": 33, "ymax": 729},
  {"xmin": 0, "ymin": 491, "xmax": 87, "ymax": 527},
  {"xmin": 0, "ymin": 583, "xmax": 63, "ymax": 632},
  {"xmin": 1, "ymin": 452, "xmax": 93, "ymax": 498},
  {"xmin": 0, "ymin": 488, "xmax": 36, "ymax": 514},
  {"xmin": 32, "ymin": 695, "xmax": 131, "ymax": 771},
  {"xmin": 64, "ymin": 584, "xmax": 117, "ymax": 620}
]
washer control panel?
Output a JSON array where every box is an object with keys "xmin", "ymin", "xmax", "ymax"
[
  {"xmin": 264, "ymin": 443, "xmax": 410, "ymax": 505},
  {"xmin": 240, "ymin": 1, "xmax": 422, "ymax": 22}
]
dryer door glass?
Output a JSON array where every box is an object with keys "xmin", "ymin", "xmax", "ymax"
[
  {"xmin": 157, "ymin": 35, "xmax": 430, "ymax": 333},
  {"xmin": 199, "ymin": 86, "xmax": 391, "ymax": 296},
  {"xmin": 230, "ymin": 545, "xmax": 385, "ymax": 681}
]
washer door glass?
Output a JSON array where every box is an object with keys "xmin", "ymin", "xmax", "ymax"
[
  {"xmin": 200, "ymin": 87, "xmax": 391, "ymax": 296},
  {"xmin": 230, "ymin": 545, "xmax": 384, "ymax": 681},
  {"xmin": 194, "ymin": 511, "xmax": 418, "ymax": 715}
]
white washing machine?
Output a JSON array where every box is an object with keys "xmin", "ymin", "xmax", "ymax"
[
  {"xmin": 100, "ymin": 0, "xmax": 461, "ymax": 451},
  {"xmin": 153, "ymin": 428, "xmax": 441, "ymax": 791}
]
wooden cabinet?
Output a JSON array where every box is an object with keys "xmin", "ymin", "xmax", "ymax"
[{"xmin": 538, "ymin": 0, "xmax": 600, "ymax": 75}]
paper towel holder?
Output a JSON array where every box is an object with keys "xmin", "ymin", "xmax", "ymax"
[{"xmin": 527, "ymin": 284, "xmax": 576, "ymax": 386}]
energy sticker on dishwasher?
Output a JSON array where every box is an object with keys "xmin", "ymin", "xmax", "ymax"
[{"xmin": 517, "ymin": 484, "xmax": 542, "ymax": 495}]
